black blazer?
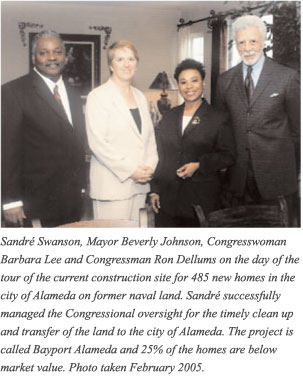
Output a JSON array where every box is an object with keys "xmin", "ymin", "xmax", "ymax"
[
  {"xmin": 1, "ymin": 71, "xmax": 85, "ymax": 226},
  {"xmin": 216, "ymin": 58, "xmax": 300, "ymax": 199},
  {"xmin": 152, "ymin": 99, "xmax": 235, "ymax": 219}
]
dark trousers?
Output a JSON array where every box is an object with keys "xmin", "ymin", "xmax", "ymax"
[
  {"xmin": 238, "ymin": 162, "xmax": 298, "ymax": 227},
  {"xmin": 155, "ymin": 210, "xmax": 200, "ymax": 228}
]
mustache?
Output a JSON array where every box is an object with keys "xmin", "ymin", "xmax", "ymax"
[{"xmin": 243, "ymin": 52, "xmax": 257, "ymax": 57}]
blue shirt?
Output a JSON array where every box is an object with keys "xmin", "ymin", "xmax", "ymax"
[{"xmin": 242, "ymin": 54, "xmax": 265, "ymax": 87}]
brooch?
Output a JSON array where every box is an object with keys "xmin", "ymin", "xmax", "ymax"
[{"xmin": 192, "ymin": 116, "xmax": 200, "ymax": 125}]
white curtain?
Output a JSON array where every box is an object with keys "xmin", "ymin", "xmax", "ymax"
[
  {"xmin": 178, "ymin": 25, "xmax": 192, "ymax": 62},
  {"xmin": 177, "ymin": 26, "xmax": 192, "ymax": 104}
]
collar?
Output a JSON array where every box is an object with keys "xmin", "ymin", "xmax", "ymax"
[{"xmin": 34, "ymin": 67, "xmax": 63, "ymax": 88}]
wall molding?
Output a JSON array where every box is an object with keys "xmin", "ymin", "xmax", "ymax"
[
  {"xmin": 18, "ymin": 22, "xmax": 44, "ymax": 46},
  {"xmin": 89, "ymin": 25, "xmax": 112, "ymax": 49}
]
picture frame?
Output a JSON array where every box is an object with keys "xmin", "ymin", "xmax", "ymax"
[{"xmin": 29, "ymin": 33, "xmax": 101, "ymax": 97}]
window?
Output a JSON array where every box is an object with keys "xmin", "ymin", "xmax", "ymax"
[
  {"xmin": 190, "ymin": 35, "xmax": 204, "ymax": 63},
  {"xmin": 178, "ymin": 28, "xmax": 204, "ymax": 63}
]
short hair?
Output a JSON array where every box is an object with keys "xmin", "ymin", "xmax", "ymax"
[
  {"xmin": 232, "ymin": 15, "xmax": 267, "ymax": 41},
  {"xmin": 174, "ymin": 59, "xmax": 206, "ymax": 82},
  {"xmin": 107, "ymin": 40, "xmax": 139, "ymax": 68},
  {"xmin": 31, "ymin": 30, "xmax": 65, "ymax": 56}
]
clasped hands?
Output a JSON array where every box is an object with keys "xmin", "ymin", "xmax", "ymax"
[
  {"xmin": 151, "ymin": 162, "xmax": 200, "ymax": 214},
  {"xmin": 176, "ymin": 162, "xmax": 200, "ymax": 179},
  {"xmin": 131, "ymin": 166, "xmax": 154, "ymax": 183}
]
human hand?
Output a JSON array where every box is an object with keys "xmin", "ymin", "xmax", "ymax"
[
  {"xmin": 176, "ymin": 162, "xmax": 200, "ymax": 179},
  {"xmin": 4, "ymin": 206, "xmax": 26, "ymax": 226},
  {"xmin": 150, "ymin": 193, "xmax": 160, "ymax": 214},
  {"xmin": 144, "ymin": 166, "xmax": 155, "ymax": 177},
  {"xmin": 131, "ymin": 166, "xmax": 154, "ymax": 183}
]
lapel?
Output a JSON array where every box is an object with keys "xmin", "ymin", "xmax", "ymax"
[
  {"xmin": 31, "ymin": 71, "xmax": 72, "ymax": 126},
  {"xmin": 107, "ymin": 79, "xmax": 143, "ymax": 141},
  {"xmin": 249, "ymin": 58, "xmax": 272, "ymax": 107},
  {"xmin": 174, "ymin": 104, "xmax": 184, "ymax": 139},
  {"xmin": 182, "ymin": 99, "xmax": 209, "ymax": 138},
  {"xmin": 232, "ymin": 58, "xmax": 272, "ymax": 108},
  {"xmin": 232, "ymin": 63, "xmax": 249, "ymax": 107},
  {"xmin": 65, "ymin": 82, "xmax": 82, "ymax": 130}
]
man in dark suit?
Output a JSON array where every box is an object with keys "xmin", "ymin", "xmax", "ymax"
[
  {"xmin": 1, "ymin": 30, "xmax": 85, "ymax": 227},
  {"xmin": 215, "ymin": 15, "xmax": 300, "ymax": 225}
]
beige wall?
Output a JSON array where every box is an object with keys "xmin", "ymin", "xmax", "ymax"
[
  {"xmin": 1, "ymin": 1, "xmax": 180, "ymax": 93},
  {"xmin": 1, "ymin": 1, "xmax": 239, "ymax": 107}
]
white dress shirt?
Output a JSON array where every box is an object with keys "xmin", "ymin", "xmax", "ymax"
[
  {"xmin": 182, "ymin": 116, "xmax": 192, "ymax": 134},
  {"xmin": 34, "ymin": 67, "xmax": 73, "ymax": 125},
  {"xmin": 242, "ymin": 54, "xmax": 265, "ymax": 87}
]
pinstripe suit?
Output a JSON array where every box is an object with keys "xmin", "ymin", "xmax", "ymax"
[{"xmin": 216, "ymin": 58, "xmax": 300, "ymax": 201}]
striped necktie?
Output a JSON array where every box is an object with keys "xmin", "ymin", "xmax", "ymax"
[{"xmin": 53, "ymin": 84, "xmax": 63, "ymax": 106}]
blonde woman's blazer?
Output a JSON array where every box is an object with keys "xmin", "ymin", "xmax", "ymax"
[{"xmin": 85, "ymin": 79, "xmax": 158, "ymax": 200}]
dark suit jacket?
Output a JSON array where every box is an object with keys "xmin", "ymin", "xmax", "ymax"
[
  {"xmin": 1, "ymin": 71, "xmax": 85, "ymax": 226},
  {"xmin": 216, "ymin": 58, "xmax": 300, "ymax": 199},
  {"xmin": 151, "ymin": 99, "xmax": 235, "ymax": 219}
]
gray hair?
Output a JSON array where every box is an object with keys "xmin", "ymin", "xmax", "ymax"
[
  {"xmin": 31, "ymin": 30, "xmax": 65, "ymax": 55},
  {"xmin": 232, "ymin": 15, "xmax": 267, "ymax": 41}
]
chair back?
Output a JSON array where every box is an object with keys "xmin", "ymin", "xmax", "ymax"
[{"xmin": 193, "ymin": 198, "xmax": 289, "ymax": 227}]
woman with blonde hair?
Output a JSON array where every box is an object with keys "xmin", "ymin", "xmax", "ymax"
[{"xmin": 85, "ymin": 40, "xmax": 158, "ymax": 222}]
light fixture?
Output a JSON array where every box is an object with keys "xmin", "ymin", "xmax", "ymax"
[{"xmin": 149, "ymin": 71, "xmax": 177, "ymax": 115}]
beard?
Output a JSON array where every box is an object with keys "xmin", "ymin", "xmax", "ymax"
[{"xmin": 241, "ymin": 51, "xmax": 263, "ymax": 66}]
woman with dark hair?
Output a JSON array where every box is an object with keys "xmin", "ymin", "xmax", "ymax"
[{"xmin": 150, "ymin": 59, "xmax": 235, "ymax": 227}]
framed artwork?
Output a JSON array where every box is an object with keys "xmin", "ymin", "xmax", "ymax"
[{"xmin": 29, "ymin": 33, "xmax": 101, "ymax": 97}]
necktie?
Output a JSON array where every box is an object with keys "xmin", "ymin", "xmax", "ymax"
[
  {"xmin": 53, "ymin": 85, "xmax": 63, "ymax": 107},
  {"xmin": 245, "ymin": 66, "xmax": 254, "ymax": 103},
  {"xmin": 53, "ymin": 85, "xmax": 72, "ymax": 125}
]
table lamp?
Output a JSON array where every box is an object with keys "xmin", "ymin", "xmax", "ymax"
[{"xmin": 149, "ymin": 71, "xmax": 177, "ymax": 115}]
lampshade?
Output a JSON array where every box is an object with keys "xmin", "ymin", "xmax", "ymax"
[
  {"xmin": 149, "ymin": 72, "xmax": 177, "ymax": 116},
  {"xmin": 149, "ymin": 72, "xmax": 177, "ymax": 92}
]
